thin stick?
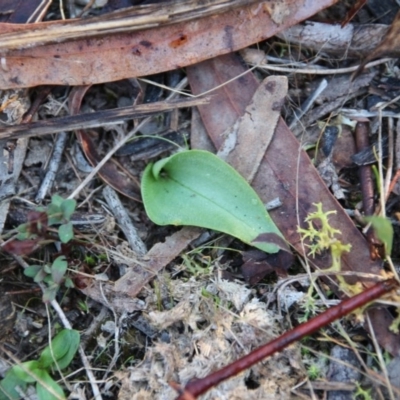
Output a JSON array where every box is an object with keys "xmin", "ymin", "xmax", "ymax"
[
  {"xmin": 377, "ymin": 108, "xmax": 386, "ymax": 217},
  {"xmin": 35, "ymin": 132, "xmax": 68, "ymax": 202},
  {"xmin": 354, "ymin": 121, "xmax": 374, "ymax": 216},
  {"xmin": 102, "ymin": 185, "xmax": 147, "ymax": 255},
  {"xmin": 99, "ymin": 284, "xmax": 122, "ymax": 381},
  {"xmin": 384, "ymin": 117, "xmax": 394, "ymax": 200},
  {"xmin": 366, "ymin": 315, "xmax": 395, "ymax": 400},
  {"xmin": 0, "ymin": 96, "xmax": 208, "ymax": 141},
  {"xmin": 253, "ymin": 57, "xmax": 393, "ymax": 75},
  {"xmin": 289, "ymin": 78, "xmax": 327, "ymax": 130},
  {"xmin": 388, "ymin": 120, "xmax": 400, "ymax": 194},
  {"xmin": 68, "ymin": 117, "xmax": 151, "ymax": 201}
]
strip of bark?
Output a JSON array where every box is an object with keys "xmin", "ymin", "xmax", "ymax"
[
  {"xmin": 0, "ymin": 96, "xmax": 209, "ymax": 140},
  {"xmin": 0, "ymin": 0, "xmax": 340, "ymax": 89},
  {"xmin": 0, "ymin": 0, "xmax": 260, "ymax": 50}
]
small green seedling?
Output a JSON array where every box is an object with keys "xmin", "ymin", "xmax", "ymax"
[
  {"xmin": 181, "ymin": 253, "xmax": 212, "ymax": 277},
  {"xmin": 298, "ymin": 290, "xmax": 319, "ymax": 323},
  {"xmin": 307, "ymin": 363, "xmax": 322, "ymax": 380},
  {"xmin": 17, "ymin": 195, "xmax": 76, "ymax": 244},
  {"xmin": 0, "ymin": 329, "xmax": 80, "ymax": 400},
  {"xmin": 141, "ymin": 150, "xmax": 288, "ymax": 254},
  {"xmin": 364, "ymin": 215, "xmax": 393, "ymax": 257},
  {"xmin": 4, "ymin": 195, "xmax": 77, "ymax": 257},
  {"xmin": 354, "ymin": 382, "xmax": 373, "ymax": 400},
  {"xmin": 24, "ymin": 256, "xmax": 74, "ymax": 303}
]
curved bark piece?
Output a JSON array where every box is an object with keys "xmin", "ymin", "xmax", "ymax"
[{"xmin": 0, "ymin": 0, "xmax": 338, "ymax": 89}]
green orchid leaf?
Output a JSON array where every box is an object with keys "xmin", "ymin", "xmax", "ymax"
[
  {"xmin": 0, "ymin": 368, "xmax": 27, "ymax": 400},
  {"xmin": 39, "ymin": 329, "xmax": 80, "ymax": 370},
  {"xmin": 364, "ymin": 215, "xmax": 393, "ymax": 256},
  {"xmin": 35, "ymin": 370, "xmax": 65, "ymax": 400},
  {"xmin": 13, "ymin": 360, "xmax": 41, "ymax": 383},
  {"xmin": 141, "ymin": 150, "xmax": 287, "ymax": 253},
  {"xmin": 54, "ymin": 330, "xmax": 80, "ymax": 370}
]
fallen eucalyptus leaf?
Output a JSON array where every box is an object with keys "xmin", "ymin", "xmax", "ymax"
[{"xmin": 141, "ymin": 150, "xmax": 287, "ymax": 253}]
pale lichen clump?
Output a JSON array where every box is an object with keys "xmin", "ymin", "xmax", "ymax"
[
  {"xmin": 117, "ymin": 276, "xmax": 301, "ymax": 399},
  {"xmin": 298, "ymin": 202, "xmax": 363, "ymax": 296}
]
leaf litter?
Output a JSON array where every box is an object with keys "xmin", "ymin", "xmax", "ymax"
[
  {"xmin": 116, "ymin": 275, "xmax": 298, "ymax": 400},
  {"xmin": 0, "ymin": 1, "xmax": 400, "ymax": 399}
]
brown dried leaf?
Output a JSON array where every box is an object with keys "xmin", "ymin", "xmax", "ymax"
[
  {"xmin": 2, "ymin": 238, "xmax": 40, "ymax": 256},
  {"xmin": 187, "ymin": 53, "xmax": 259, "ymax": 149},
  {"xmin": 188, "ymin": 55, "xmax": 291, "ymax": 282},
  {"xmin": 0, "ymin": 0, "xmax": 260, "ymax": 49},
  {"xmin": 217, "ymin": 75, "xmax": 288, "ymax": 183},
  {"xmin": 241, "ymin": 249, "xmax": 292, "ymax": 284}
]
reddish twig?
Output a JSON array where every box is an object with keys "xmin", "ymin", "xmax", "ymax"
[
  {"xmin": 388, "ymin": 169, "xmax": 400, "ymax": 196},
  {"xmin": 354, "ymin": 121, "xmax": 374, "ymax": 216},
  {"xmin": 22, "ymin": 86, "xmax": 52, "ymax": 124},
  {"xmin": 173, "ymin": 279, "xmax": 398, "ymax": 399}
]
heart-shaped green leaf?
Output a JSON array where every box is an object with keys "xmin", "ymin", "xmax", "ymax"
[{"xmin": 141, "ymin": 150, "xmax": 287, "ymax": 253}]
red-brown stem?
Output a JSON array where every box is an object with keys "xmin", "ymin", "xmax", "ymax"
[
  {"xmin": 354, "ymin": 121, "xmax": 374, "ymax": 216},
  {"xmin": 175, "ymin": 279, "xmax": 398, "ymax": 400},
  {"xmin": 22, "ymin": 86, "xmax": 52, "ymax": 124}
]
